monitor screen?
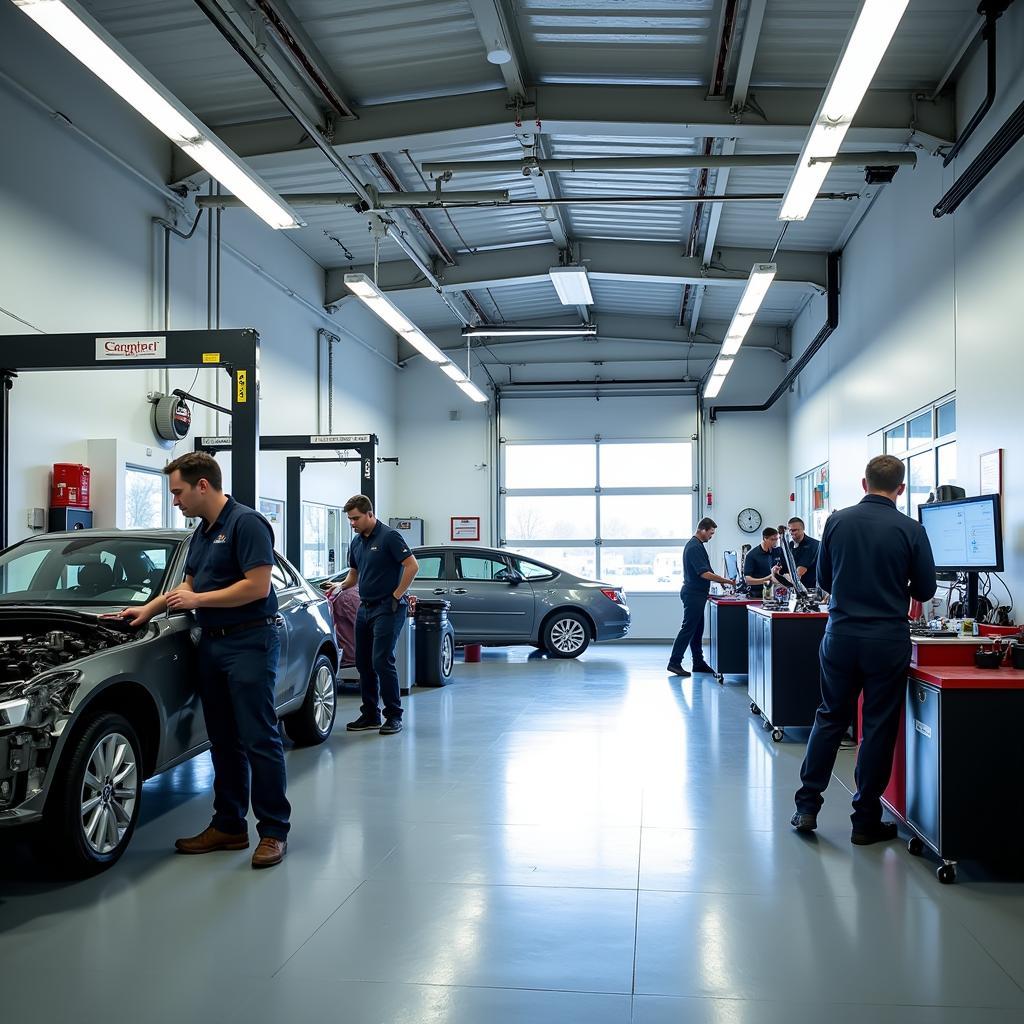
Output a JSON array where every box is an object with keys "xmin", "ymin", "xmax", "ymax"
[
  {"xmin": 918, "ymin": 494, "xmax": 1003, "ymax": 572},
  {"xmin": 723, "ymin": 551, "xmax": 739, "ymax": 580}
]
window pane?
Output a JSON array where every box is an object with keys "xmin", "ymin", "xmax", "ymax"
[
  {"xmin": 885, "ymin": 425, "xmax": 906, "ymax": 454},
  {"xmin": 600, "ymin": 546, "xmax": 685, "ymax": 592},
  {"xmin": 506, "ymin": 546, "xmax": 596, "ymax": 580},
  {"xmin": 505, "ymin": 444, "xmax": 595, "ymax": 489},
  {"xmin": 511, "ymin": 557, "xmax": 555, "ymax": 580},
  {"xmin": 457, "ymin": 555, "xmax": 508, "ymax": 580},
  {"xmin": 937, "ymin": 401, "xmax": 956, "ymax": 437},
  {"xmin": 302, "ymin": 503, "xmax": 328, "ymax": 578},
  {"xmin": 600, "ymin": 442, "xmax": 692, "ymax": 488},
  {"xmin": 125, "ymin": 469, "xmax": 164, "ymax": 529},
  {"xmin": 601, "ymin": 494, "xmax": 692, "ymax": 539},
  {"xmin": 908, "ymin": 451, "xmax": 934, "ymax": 519},
  {"xmin": 937, "ymin": 441, "xmax": 957, "ymax": 486},
  {"xmin": 415, "ymin": 555, "xmax": 444, "ymax": 580},
  {"xmin": 908, "ymin": 411, "xmax": 931, "ymax": 445},
  {"xmin": 504, "ymin": 496, "xmax": 596, "ymax": 541}
]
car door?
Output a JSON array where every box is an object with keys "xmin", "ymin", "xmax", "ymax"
[
  {"xmin": 449, "ymin": 551, "xmax": 536, "ymax": 640},
  {"xmin": 268, "ymin": 557, "xmax": 297, "ymax": 702},
  {"xmin": 407, "ymin": 550, "xmax": 448, "ymax": 603}
]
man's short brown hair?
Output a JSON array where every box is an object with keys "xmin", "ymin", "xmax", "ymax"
[
  {"xmin": 788, "ymin": 517, "xmax": 805, "ymax": 527},
  {"xmin": 344, "ymin": 494, "xmax": 373, "ymax": 515},
  {"xmin": 763, "ymin": 526, "xmax": 779, "ymax": 540},
  {"xmin": 163, "ymin": 451, "xmax": 222, "ymax": 490},
  {"xmin": 697, "ymin": 517, "xmax": 717, "ymax": 531},
  {"xmin": 865, "ymin": 454, "xmax": 906, "ymax": 493}
]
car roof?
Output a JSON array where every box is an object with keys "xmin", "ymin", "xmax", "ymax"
[
  {"xmin": 38, "ymin": 529, "xmax": 192, "ymax": 541},
  {"xmin": 413, "ymin": 544, "xmax": 561, "ymax": 572}
]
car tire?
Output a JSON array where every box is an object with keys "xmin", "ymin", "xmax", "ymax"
[
  {"xmin": 542, "ymin": 611, "xmax": 591, "ymax": 659},
  {"xmin": 284, "ymin": 654, "xmax": 336, "ymax": 746},
  {"xmin": 440, "ymin": 631, "xmax": 455, "ymax": 680},
  {"xmin": 45, "ymin": 711, "xmax": 143, "ymax": 877}
]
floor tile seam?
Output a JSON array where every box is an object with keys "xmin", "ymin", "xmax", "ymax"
[
  {"xmin": 282, "ymin": 973, "xmax": 635, "ymax": 997},
  {"xmin": 956, "ymin": 916, "xmax": 1024, "ymax": 997},
  {"xmin": 631, "ymin": 792, "xmax": 645, "ymax": 999},
  {"xmin": 269, "ymin": 877, "xmax": 370, "ymax": 979},
  {"xmin": 358, "ymin": 877, "xmax": 644, "ymax": 894},
  {"xmin": 629, "ymin": 991, "xmax": 1024, "ymax": 1009}
]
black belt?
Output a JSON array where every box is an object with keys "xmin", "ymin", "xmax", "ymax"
[
  {"xmin": 203, "ymin": 616, "xmax": 280, "ymax": 639},
  {"xmin": 362, "ymin": 597, "xmax": 399, "ymax": 608}
]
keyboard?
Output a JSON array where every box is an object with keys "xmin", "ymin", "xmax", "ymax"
[{"xmin": 910, "ymin": 627, "xmax": 958, "ymax": 638}]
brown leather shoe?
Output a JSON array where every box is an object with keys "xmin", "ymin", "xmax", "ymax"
[
  {"xmin": 251, "ymin": 837, "xmax": 287, "ymax": 869},
  {"xmin": 175, "ymin": 825, "xmax": 250, "ymax": 855}
]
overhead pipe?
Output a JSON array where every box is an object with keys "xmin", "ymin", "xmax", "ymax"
[
  {"xmin": 934, "ymin": 95, "xmax": 1024, "ymax": 217},
  {"xmin": 709, "ymin": 252, "xmax": 840, "ymax": 421},
  {"xmin": 942, "ymin": 1, "xmax": 1013, "ymax": 168},
  {"xmin": 421, "ymin": 152, "xmax": 917, "ymax": 175},
  {"xmin": 195, "ymin": 190, "xmax": 511, "ymax": 208}
]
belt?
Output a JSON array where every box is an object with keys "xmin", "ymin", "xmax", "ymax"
[
  {"xmin": 203, "ymin": 616, "xmax": 280, "ymax": 639},
  {"xmin": 361, "ymin": 597, "xmax": 400, "ymax": 608}
]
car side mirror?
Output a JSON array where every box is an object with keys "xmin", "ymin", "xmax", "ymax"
[{"xmin": 495, "ymin": 569, "xmax": 524, "ymax": 585}]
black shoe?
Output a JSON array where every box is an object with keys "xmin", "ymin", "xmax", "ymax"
[
  {"xmin": 346, "ymin": 714, "xmax": 382, "ymax": 732},
  {"xmin": 851, "ymin": 821, "xmax": 898, "ymax": 846},
  {"xmin": 691, "ymin": 661, "xmax": 715, "ymax": 674},
  {"xmin": 666, "ymin": 663, "xmax": 690, "ymax": 677},
  {"xmin": 791, "ymin": 812, "xmax": 818, "ymax": 833},
  {"xmin": 379, "ymin": 719, "xmax": 403, "ymax": 735}
]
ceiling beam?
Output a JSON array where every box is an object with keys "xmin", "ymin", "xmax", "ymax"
[
  {"xmin": 731, "ymin": 0, "xmax": 768, "ymax": 114},
  {"xmin": 465, "ymin": 0, "xmax": 527, "ymax": 99},
  {"xmin": 171, "ymin": 84, "xmax": 954, "ymax": 185},
  {"xmin": 326, "ymin": 240, "xmax": 828, "ymax": 305}
]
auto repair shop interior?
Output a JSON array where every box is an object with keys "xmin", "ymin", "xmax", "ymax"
[{"xmin": 2, "ymin": 1, "xmax": 1024, "ymax": 1022}]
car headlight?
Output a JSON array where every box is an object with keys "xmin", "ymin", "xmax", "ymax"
[{"xmin": 0, "ymin": 697, "xmax": 30, "ymax": 729}]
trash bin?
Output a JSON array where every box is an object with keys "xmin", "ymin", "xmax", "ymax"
[
  {"xmin": 413, "ymin": 599, "xmax": 455, "ymax": 687},
  {"xmin": 395, "ymin": 611, "xmax": 416, "ymax": 695}
]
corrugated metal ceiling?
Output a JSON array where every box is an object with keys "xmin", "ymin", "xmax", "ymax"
[{"xmin": 696, "ymin": 282, "xmax": 811, "ymax": 328}]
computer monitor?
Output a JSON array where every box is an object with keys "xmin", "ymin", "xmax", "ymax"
[
  {"xmin": 723, "ymin": 550, "xmax": 739, "ymax": 582},
  {"xmin": 918, "ymin": 494, "xmax": 1003, "ymax": 572},
  {"xmin": 778, "ymin": 529, "xmax": 809, "ymax": 597}
]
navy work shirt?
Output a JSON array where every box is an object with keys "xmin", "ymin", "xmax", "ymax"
[
  {"xmin": 681, "ymin": 535, "xmax": 713, "ymax": 598},
  {"xmin": 817, "ymin": 494, "xmax": 937, "ymax": 640},
  {"xmin": 788, "ymin": 535, "xmax": 820, "ymax": 589},
  {"xmin": 743, "ymin": 544, "xmax": 782, "ymax": 584},
  {"xmin": 184, "ymin": 496, "xmax": 278, "ymax": 627},
  {"xmin": 349, "ymin": 521, "xmax": 412, "ymax": 602}
]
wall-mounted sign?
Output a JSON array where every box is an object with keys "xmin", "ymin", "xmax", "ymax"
[
  {"xmin": 95, "ymin": 336, "xmax": 166, "ymax": 360},
  {"xmin": 310, "ymin": 434, "xmax": 371, "ymax": 445},
  {"xmin": 450, "ymin": 516, "xmax": 480, "ymax": 542},
  {"xmin": 236, "ymin": 369, "xmax": 248, "ymax": 403},
  {"xmin": 203, "ymin": 436, "xmax": 233, "ymax": 446}
]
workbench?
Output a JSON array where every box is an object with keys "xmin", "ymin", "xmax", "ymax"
[{"xmin": 707, "ymin": 596, "xmax": 761, "ymax": 681}]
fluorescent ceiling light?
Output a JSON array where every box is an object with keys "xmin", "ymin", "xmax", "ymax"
[
  {"xmin": 711, "ymin": 357, "xmax": 734, "ymax": 378},
  {"xmin": 720, "ymin": 263, "xmax": 777, "ymax": 356},
  {"xmin": 439, "ymin": 362, "xmax": 467, "ymax": 382},
  {"xmin": 779, "ymin": 0, "xmax": 910, "ymax": 221},
  {"xmin": 463, "ymin": 324, "xmax": 598, "ymax": 338},
  {"xmin": 13, "ymin": 0, "xmax": 304, "ymax": 230},
  {"xmin": 345, "ymin": 273, "xmax": 446, "ymax": 363},
  {"xmin": 549, "ymin": 266, "xmax": 594, "ymax": 306},
  {"xmin": 703, "ymin": 375, "xmax": 725, "ymax": 399},
  {"xmin": 456, "ymin": 379, "xmax": 488, "ymax": 403},
  {"xmin": 400, "ymin": 327, "xmax": 448, "ymax": 365}
]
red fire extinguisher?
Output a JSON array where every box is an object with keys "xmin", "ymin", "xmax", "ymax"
[{"xmin": 706, "ymin": 488, "xmax": 713, "ymax": 508}]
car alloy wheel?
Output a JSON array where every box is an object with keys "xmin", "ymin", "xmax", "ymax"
[
  {"xmin": 440, "ymin": 633, "xmax": 454, "ymax": 678},
  {"xmin": 313, "ymin": 663, "xmax": 336, "ymax": 734},
  {"xmin": 550, "ymin": 616, "xmax": 586, "ymax": 654},
  {"xmin": 80, "ymin": 731, "xmax": 138, "ymax": 856}
]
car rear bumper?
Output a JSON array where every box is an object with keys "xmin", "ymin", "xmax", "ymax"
[{"xmin": 595, "ymin": 614, "xmax": 631, "ymax": 642}]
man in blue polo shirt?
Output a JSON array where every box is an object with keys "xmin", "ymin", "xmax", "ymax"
[
  {"xmin": 333, "ymin": 495, "xmax": 419, "ymax": 735},
  {"xmin": 743, "ymin": 526, "xmax": 783, "ymax": 593},
  {"xmin": 120, "ymin": 452, "xmax": 289, "ymax": 868},
  {"xmin": 777, "ymin": 517, "xmax": 820, "ymax": 590}
]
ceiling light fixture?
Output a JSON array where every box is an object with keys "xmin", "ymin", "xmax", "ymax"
[
  {"xmin": 12, "ymin": 0, "xmax": 304, "ymax": 230},
  {"xmin": 703, "ymin": 375, "xmax": 725, "ymax": 399},
  {"xmin": 719, "ymin": 263, "xmax": 778, "ymax": 356},
  {"xmin": 457, "ymin": 379, "xmax": 488, "ymax": 403},
  {"xmin": 439, "ymin": 362, "xmax": 467, "ymax": 382},
  {"xmin": 548, "ymin": 266, "xmax": 594, "ymax": 306},
  {"xmin": 462, "ymin": 324, "xmax": 598, "ymax": 338},
  {"xmin": 779, "ymin": 0, "xmax": 910, "ymax": 221},
  {"xmin": 486, "ymin": 44, "xmax": 513, "ymax": 65}
]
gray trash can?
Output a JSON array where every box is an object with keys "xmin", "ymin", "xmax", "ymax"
[
  {"xmin": 396, "ymin": 612, "xmax": 416, "ymax": 695},
  {"xmin": 414, "ymin": 599, "xmax": 455, "ymax": 687}
]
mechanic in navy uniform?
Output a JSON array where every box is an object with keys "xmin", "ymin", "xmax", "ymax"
[
  {"xmin": 792, "ymin": 456, "xmax": 936, "ymax": 845},
  {"xmin": 334, "ymin": 495, "xmax": 419, "ymax": 734},
  {"xmin": 121, "ymin": 452, "xmax": 289, "ymax": 868},
  {"xmin": 777, "ymin": 517, "xmax": 820, "ymax": 590},
  {"xmin": 742, "ymin": 526, "xmax": 783, "ymax": 593},
  {"xmin": 667, "ymin": 517, "xmax": 735, "ymax": 677}
]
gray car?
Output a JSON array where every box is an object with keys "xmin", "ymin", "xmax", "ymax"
[
  {"xmin": 408, "ymin": 545, "xmax": 630, "ymax": 658},
  {"xmin": 0, "ymin": 529, "xmax": 338, "ymax": 874}
]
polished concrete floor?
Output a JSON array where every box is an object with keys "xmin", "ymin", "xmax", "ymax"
[{"xmin": 2, "ymin": 643, "xmax": 1024, "ymax": 1023}]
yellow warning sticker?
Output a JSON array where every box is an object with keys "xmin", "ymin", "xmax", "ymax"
[
  {"xmin": 236, "ymin": 369, "xmax": 248, "ymax": 404},
  {"xmin": 202, "ymin": 352, "xmax": 220, "ymax": 364}
]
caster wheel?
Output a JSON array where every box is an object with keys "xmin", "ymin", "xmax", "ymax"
[
  {"xmin": 907, "ymin": 837, "xmax": 924, "ymax": 856},
  {"xmin": 937, "ymin": 864, "xmax": 957, "ymax": 884},
  {"xmin": 771, "ymin": 728, "xmax": 784, "ymax": 742},
  {"xmin": 750, "ymin": 702, "xmax": 760, "ymax": 715},
  {"xmin": 717, "ymin": 674, "xmax": 724, "ymax": 685},
  {"xmin": 762, "ymin": 719, "xmax": 772, "ymax": 731}
]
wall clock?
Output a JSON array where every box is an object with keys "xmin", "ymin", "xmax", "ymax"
[{"xmin": 737, "ymin": 507, "xmax": 762, "ymax": 533}]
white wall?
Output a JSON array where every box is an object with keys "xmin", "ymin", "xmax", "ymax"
[
  {"xmin": 786, "ymin": 0, "xmax": 1024, "ymax": 614},
  {"xmin": 0, "ymin": 3, "xmax": 399, "ymax": 548}
]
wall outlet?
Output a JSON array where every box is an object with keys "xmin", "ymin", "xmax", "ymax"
[{"xmin": 26, "ymin": 507, "xmax": 46, "ymax": 530}]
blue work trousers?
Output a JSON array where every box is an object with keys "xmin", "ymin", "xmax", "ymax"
[
  {"xmin": 355, "ymin": 603, "xmax": 407, "ymax": 722},
  {"xmin": 669, "ymin": 591, "xmax": 708, "ymax": 666},
  {"xmin": 197, "ymin": 624, "xmax": 290, "ymax": 840},
  {"xmin": 795, "ymin": 631, "xmax": 911, "ymax": 826}
]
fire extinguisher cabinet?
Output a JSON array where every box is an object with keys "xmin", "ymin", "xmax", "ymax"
[{"xmin": 51, "ymin": 464, "xmax": 91, "ymax": 508}]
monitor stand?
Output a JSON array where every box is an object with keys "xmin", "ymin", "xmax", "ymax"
[{"xmin": 965, "ymin": 572, "xmax": 980, "ymax": 619}]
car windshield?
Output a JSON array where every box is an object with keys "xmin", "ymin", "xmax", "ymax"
[{"xmin": 0, "ymin": 536, "xmax": 179, "ymax": 607}]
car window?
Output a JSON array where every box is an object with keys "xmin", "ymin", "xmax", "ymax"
[
  {"xmin": 457, "ymin": 555, "xmax": 509, "ymax": 581},
  {"xmin": 271, "ymin": 557, "xmax": 298, "ymax": 591},
  {"xmin": 415, "ymin": 555, "xmax": 444, "ymax": 581},
  {"xmin": 512, "ymin": 557, "xmax": 555, "ymax": 581}
]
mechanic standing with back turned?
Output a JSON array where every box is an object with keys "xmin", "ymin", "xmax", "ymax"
[
  {"xmin": 120, "ymin": 452, "xmax": 290, "ymax": 868},
  {"xmin": 334, "ymin": 495, "xmax": 419, "ymax": 735}
]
